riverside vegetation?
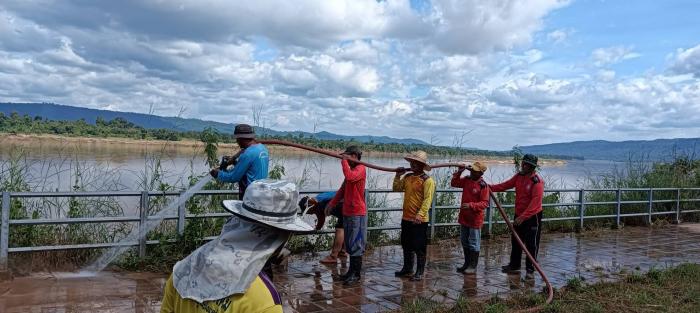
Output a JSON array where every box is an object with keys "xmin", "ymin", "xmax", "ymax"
[
  {"xmin": 0, "ymin": 112, "xmax": 578, "ymax": 159},
  {"xmin": 0, "ymin": 126, "xmax": 698, "ymax": 273}
]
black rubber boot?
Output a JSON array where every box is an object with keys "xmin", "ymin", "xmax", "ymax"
[
  {"xmin": 501, "ymin": 264, "xmax": 521, "ymax": 273},
  {"xmin": 464, "ymin": 251, "xmax": 479, "ymax": 274},
  {"xmin": 456, "ymin": 248, "xmax": 470, "ymax": 273},
  {"xmin": 344, "ymin": 257, "xmax": 362, "ymax": 285},
  {"xmin": 395, "ymin": 251, "xmax": 415, "ymax": 277},
  {"xmin": 335, "ymin": 256, "xmax": 355, "ymax": 281},
  {"xmin": 410, "ymin": 253, "xmax": 426, "ymax": 281}
]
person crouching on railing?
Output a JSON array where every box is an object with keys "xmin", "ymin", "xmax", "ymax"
[
  {"xmin": 160, "ymin": 179, "xmax": 314, "ymax": 313},
  {"xmin": 392, "ymin": 151, "xmax": 436, "ymax": 281},
  {"xmin": 326, "ymin": 146, "xmax": 366, "ymax": 286},
  {"xmin": 450, "ymin": 162, "xmax": 489, "ymax": 274},
  {"xmin": 299, "ymin": 192, "xmax": 348, "ymax": 264},
  {"xmin": 490, "ymin": 154, "xmax": 544, "ymax": 280}
]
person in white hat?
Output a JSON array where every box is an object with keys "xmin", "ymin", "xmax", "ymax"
[
  {"xmin": 160, "ymin": 179, "xmax": 314, "ymax": 313},
  {"xmin": 392, "ymin": 150, "xmax": 436, "ymax": 281}
]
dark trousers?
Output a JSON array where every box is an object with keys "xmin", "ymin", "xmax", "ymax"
[
  {"xmin": 400, "ymin": 220, "xmax": 428, "ymax": 255},
  {"xmin": 509, "ymin": 211, "xmax": 543, "ymax": 272}
]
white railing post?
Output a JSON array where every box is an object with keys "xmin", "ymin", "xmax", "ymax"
[
  {"xmin": 615, "ymin": 188, "xmax": 622, "ymax": 228},
  {"xmin": 578, "ymin": 189, "xmax": 585, "ymax": 231},
  {"xmin": 139, "ymin": 191, "xmax": 149, "ymax": 258},
  {"xmin": 675, "ymin": 188, "xmax": 681, "ymax": 224},
  {"xmin": 647, "ymin": 188, "xmax": 653, "ymax": 226},
  {"xmin": 177, "ymin": 191, "xmax": 186, "ymax": 236},
  {"xmin": 429, "ymin": 193, "xmax": 437, "ymax": 241},
  {"xmin": 486, "ymin": 197, "xmax": 493, "ymax": 237},
  {"xmin": 0, "ymin": 192, "xmax": 10, "ymax": 272}
]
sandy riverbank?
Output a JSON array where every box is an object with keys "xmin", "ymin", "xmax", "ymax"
[{"xmin": 0, "ymin": 133, "xmax": 566, "ymax": 165}]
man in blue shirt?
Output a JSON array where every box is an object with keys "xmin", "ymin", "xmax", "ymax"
[
  {"xmin": 209, "ymin": 124, "xmax": 269, "ymax": 199},
  {"xmin": 299, "ymin": 191, "xmax": 346, "ymax": 264}
]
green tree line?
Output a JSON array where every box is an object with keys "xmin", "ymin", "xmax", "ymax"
[{"xmin": 0, "ymin": 112, "xmax": 576, "ymax": 159}]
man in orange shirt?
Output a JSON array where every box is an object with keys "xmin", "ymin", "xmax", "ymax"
[
  {"xmin": 392, "ymin": 151, "xmax": 436, "ymax": 281},
  {"xmin": 450, "ymin": 162, "xmax": 489, "ymax": 274},
  {"xmin": 490, "ymin": 154, "xmax": 544, "ymax": 279}
]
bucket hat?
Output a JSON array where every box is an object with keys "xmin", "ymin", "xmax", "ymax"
[{"xmin": 222, "ymin": 179, "xmax": 314, "ymax": 233}]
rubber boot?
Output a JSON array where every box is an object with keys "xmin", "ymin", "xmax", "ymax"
[
  {"xmin": 410, "ymin": 253, "xmax": 426, "ymax": 281},
  {"xmin": 335, "ymin": 256, "xmax": 355, "ymax": 281},
  {"xmin": 456, "ymin": 247, "xmax": 469, "ymax": 273},
  {"xmin": 344, "ymin": 257, "xmax": 362, "ymax": 285},
  {"xmin": 464, "ymin": 251, "xmax": 479, "ymax": 274},
  {"xmin": 395, "ymin": 251, "xmax": 415, "ymax": 277},
  {"xmin": 501, "ymin": 264, "xmax": 521, "ymax": 273}
]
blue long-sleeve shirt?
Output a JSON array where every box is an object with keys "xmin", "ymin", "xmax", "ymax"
[
  {"xmin": 315, "ymin": 192, "xmax": 336, "ymax": 209},
  {"xmin": 315, "ymin": 191, "xmax": 341, "ymax": 217},
  {"xmin": 217, "ymin": 144, "xmax": 269, "ymax": 195}
]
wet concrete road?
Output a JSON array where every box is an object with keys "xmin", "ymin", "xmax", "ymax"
[{"xmin": 2, "ymin": 224, "xmax": 700, "ymax": 313}]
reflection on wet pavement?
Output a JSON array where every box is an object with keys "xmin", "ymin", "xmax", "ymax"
[{"xmin": 1, "ymin": 225, "xmax": 700, "ymax": 313}]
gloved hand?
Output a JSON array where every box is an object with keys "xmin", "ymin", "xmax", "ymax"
[
  {"xmin": 219, "ymin": 155, "xmax": 238, "ymax": 170},
  {"xmin": 209, "ymin": 168, "xmax": 219, "ymax": 178}
]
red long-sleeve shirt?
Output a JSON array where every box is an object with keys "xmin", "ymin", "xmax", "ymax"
[
  {"xmin": 327, "ymin": 159, "xmax": 367, "ymax": 216},
  {"xmin": 451, "ymin": 172, "xmax": 489, "ymax": 228},
  {"xmin": 490, "ymin": 172, "xmax": 544, "ymax": 220}
]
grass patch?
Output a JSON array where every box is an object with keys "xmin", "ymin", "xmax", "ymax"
[{"xmin": 394, "ymin": 263, "xmax": 700, "ymax": 313}]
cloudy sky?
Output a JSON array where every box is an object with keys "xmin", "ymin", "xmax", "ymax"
[{"xmin": 1, "ymin": 0, "xmax": 699, "ymax": 150}]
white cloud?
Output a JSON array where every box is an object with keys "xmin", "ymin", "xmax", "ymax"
[
  {"xmin": 376, "ymin": 100, "xmax": 414, "ymax": 117},
  {"xmin": 429, "ymin": 0, "xmax": 570, "ymax": 54},
  {"xmin": 489, "ymin": 73, "xmax": 578, "ymax": 107},
  {"xmin": 591, "ymin": 45, "xmax": 642, "ymax": 67},
  {"xmin": 597, "ymin": 69, "xmax": 616, "ymax": 82},
  {"xmin": 670, "ymin": 43, "xmax": 700, "ymax": 77},
  {"xmin": 546, "ymin": 29, "xmax": 571, "ymax": 44}
]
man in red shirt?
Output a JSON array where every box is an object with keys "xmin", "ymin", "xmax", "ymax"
[
  {"xmin": 451, "ymin": 161, "xmax": 489, "ymax": 274},
  {"xmin": 490, "ymin": 154, "xmax": 544, "ymax": 279},
  {"xmin": 327, "ymin": 146, "xmax": 367, "ymax": 285}
]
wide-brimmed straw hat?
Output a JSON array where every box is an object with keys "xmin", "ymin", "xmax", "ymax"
[
  {"xmin": 223, "ymin": 179, "xmax": 314, "ymax": 233},
  {"xmin": 404, "ymin": 150, "xmax": 431, "ymax": 171},
  {"xmin": 467, "ymin": 161, "xmax": 488, "ymax": 173}
]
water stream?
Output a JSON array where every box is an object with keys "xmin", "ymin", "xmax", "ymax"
[{"xmin": 81, "ymin": 176, "xmax": 214, "ymax": 274}]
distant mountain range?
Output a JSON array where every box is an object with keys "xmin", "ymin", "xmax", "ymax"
[
  {"xmin": 0, "ymin": 102, "xmax": 428, "ymax": 145},
  {"xmin": 521, "ymin": 138, "xmax": 700, "ymax": 161},
  {"xmin": 2, "ymin": 102, "xmax": 697, "ymax": 161}
]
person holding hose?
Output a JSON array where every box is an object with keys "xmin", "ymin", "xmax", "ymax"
[
  {"xmin": 392, "ymin": 151, "xmax": 435, "ymax": 281},
  {"xmin": 450, "ymin": 161, "xmax": 489, "ymax": 274},
  {"xmin": 490, "ymin": 154, "xmax": 544, "ymax": 279},
  {"xmin": 209, "ymin": 124, "xmax": 269, "ymax": 200},
  {"xmin": 326, "ymin": 146, "xmax": 366, "ymax": 285}
]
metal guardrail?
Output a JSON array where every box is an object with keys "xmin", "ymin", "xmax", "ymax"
[{"xmin": 1, "ymin": 187, "xmax": 699, "ymax": 270}]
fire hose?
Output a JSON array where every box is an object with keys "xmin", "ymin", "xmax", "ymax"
[{"xmin": 258, "ymin": 139, "xmax": 554, "ymax": 311}]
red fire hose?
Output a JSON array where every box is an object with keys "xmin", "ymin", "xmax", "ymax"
[{"xmin": 259, "ymin": 139, "xmax": 554, "ymax": 311}]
